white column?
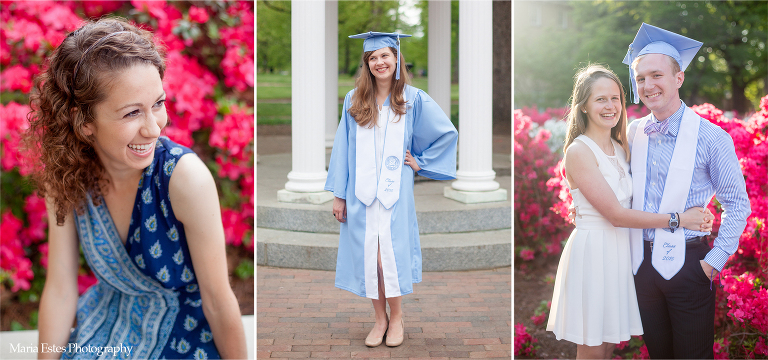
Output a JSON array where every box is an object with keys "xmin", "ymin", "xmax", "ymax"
[
  {"xmin": 445, "ymin": 0, "xmax": 507, "ymax": 204},
  {"xmin": 325, "ymin": 1, "xmax": 339, "ymax": 148},
  {"xmin": 428, "ymin": 1, "xmax": 451, "ymax": 116},
  {"xmin": 278, "ymin": 0, "xmax": 334, "ymax": 204}
]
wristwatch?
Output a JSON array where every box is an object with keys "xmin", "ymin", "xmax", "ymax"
[{"xmin": 669, "ymin": 212, "xmax": 680, "ymax": 233}]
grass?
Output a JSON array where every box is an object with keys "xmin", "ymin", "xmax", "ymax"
[{"xmin": 257, "ymin": 73, "xmax": 459, "ymax": 126}]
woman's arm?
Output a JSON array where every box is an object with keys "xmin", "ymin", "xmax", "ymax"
[
  {"xmin": 170, "ymin": 155, "xmax": 247, "ymax": 359},
  {"xmin": 38, "ymin": 195, "xmax": 80, "ymax": 359},
  {"xmin": 566, "ymin": 141, "xmax": 710, "ymax": 230}
]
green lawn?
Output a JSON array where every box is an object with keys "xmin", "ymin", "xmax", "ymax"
[{"xmin": 257, "ymin": 73, "xmax": 458, "ymax": 127}]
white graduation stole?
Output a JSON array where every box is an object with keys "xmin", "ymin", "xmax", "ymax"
[
  {"xmin": 630, "ymin": 107, "xmax": 700, "ymax": 280},
  {"xmin": 355, "ymin": 93, "xmax": 407, "ymax": 209}
]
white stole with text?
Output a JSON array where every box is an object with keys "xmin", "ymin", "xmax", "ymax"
[
  {"xmin": 630, "ymin": 107, "xmax": 700, "ymax": 280},
  {"xmin": 355, "ymin": 93, "xmax": 407, "ymax": 210}
]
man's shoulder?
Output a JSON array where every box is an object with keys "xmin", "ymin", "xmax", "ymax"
[{"xmin": 683, "ymin": 107, "xmax": 731, "ymax": 139}]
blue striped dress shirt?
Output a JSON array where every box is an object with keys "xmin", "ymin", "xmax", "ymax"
[{"xmin": 628, "ymin": 100, "xmax": 751, "ymax": 272}]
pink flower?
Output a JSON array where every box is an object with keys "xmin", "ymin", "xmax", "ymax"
[
  {"xmin": 0, "ymin": 64, "xmax": 34, "ymax": 93},
  {"xmin": 188, "ymin": 6, "xmax": 209, "ymax": 23},
  {"xmin": 3, "ymin": 18, "xmax": 45, "ymax": 52},
  {"xmin": 530, "ymin": 312, "xmax": 547, "ymax": 326},
  {"xmin": 77, "ymin": 273, "xmax": 98, "ymax": 295},
  {"xmin": 513, "ymin": 323, "xmax": 538, "ymax": 357},
  {"xmin": 131, "ymin": 0, "xmax": 165, "ymax": 13},
  {"xmin": 81, "ymin": 1, "xmax": 127, "ymax": 18},
  {"xmin": 519, "ymin": 248, "xmax": 535, "ymax": 261}
]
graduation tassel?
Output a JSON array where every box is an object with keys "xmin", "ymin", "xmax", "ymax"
[{"xmin": 396, "ymin": 33, "xmax": 401, "ymax": 80}]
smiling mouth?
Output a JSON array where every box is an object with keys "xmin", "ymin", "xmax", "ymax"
[
  {"xmin": 600, "ymin": 113, "xmax": 616, "ymax": 118},
  {"xmin": 128, "ymin": 143, "xmax": 154, "ymax": 155},
  {"xmin": 376, "ymin": 67, "xmax": 388, "ymax": 73},
  {"xmin": 646, "ymin": 92, "xmax": 661, "ymax": 99}
]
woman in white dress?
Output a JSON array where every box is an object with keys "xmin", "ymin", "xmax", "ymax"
[{"xmin": 546, "ymin": 65, "xmax": 713, "ymax": 359}]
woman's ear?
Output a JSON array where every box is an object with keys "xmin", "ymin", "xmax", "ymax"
[
  {"xmin": 72, "ymin": 107, "xmax": 94, "ymax": 136},
  {"xmin": 82, "ymin": 123, "xmax": 93, "ymax": 136}
]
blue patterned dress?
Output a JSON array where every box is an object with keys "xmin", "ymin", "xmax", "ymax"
[{"xmin": 66, "ymin": 137, "xmax": 220, "ymax": 359}]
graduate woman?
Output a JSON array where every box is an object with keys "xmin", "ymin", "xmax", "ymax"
[
  {"xmin": 27, "ymin": 19, "xmax": 246, "ymax": 359},
  {"xmin": 325, "ymin": 32, "xmax": 458, "ymax": 347}
]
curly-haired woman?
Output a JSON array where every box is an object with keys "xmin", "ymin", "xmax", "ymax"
[{"xmin": 25, "ymin": 18, "xmax": 246, "ymax": 359}]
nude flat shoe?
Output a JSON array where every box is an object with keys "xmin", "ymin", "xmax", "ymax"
[
  {"xmin": 385, "ymin": 318, "xmax": 404, "ymax": 347},
  {"xmin": 365, "ymin": 321, "xmax": 388, "ymax": 347}
]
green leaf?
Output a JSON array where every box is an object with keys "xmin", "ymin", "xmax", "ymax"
[{"xmin": 234, "ymin": 259, "xmax": 254, "ymax": 279}]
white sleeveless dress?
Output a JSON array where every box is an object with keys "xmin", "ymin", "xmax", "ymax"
[{"xmin": 546, "ymin": 135, "xmax": 643, "ymax": 346}]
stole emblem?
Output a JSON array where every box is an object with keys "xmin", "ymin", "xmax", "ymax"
[{"xmin": 385, "ymin": 156, "xmax": 400, "ymax": 171}]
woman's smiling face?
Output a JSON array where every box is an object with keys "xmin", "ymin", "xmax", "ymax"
[
  {"xmin": 584, "ymin": 77, "xmax": 623, "ymax": 132},
  {"xmin": 84, "ymin": 63, "xmax": 167, "ymax": 173},
  {"xmin": 367, "ymin": 47, "xmax": 397, "ymax": 82}
]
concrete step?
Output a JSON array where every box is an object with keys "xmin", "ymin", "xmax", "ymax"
[
  {"xmin": 256, "ymin": 227, "xmax": 511, "ymax": 271},
  {"xmin": 257, "ymin": 152, "xmax": 511, "ymax": 234}
]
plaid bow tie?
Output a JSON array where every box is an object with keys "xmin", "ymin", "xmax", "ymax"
[{"xmin": 644, "ymin": 119, "xmax": 670, "ymax": 135}]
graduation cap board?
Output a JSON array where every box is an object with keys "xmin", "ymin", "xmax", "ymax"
[
  {"xmin": 349, "ymin": 32, "xmax": 412, "ymax": 80},
  {"xmin": 622, "ymin": 23, "xmax": 703, "ymax": 104}
]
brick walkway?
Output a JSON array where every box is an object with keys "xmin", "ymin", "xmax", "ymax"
[{"xmin": 257, "ymin": 266, "xmax": 511, "ymax": 359}]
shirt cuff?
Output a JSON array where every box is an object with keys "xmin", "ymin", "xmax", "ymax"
[{"xmin": 704, "ymin": 247, "xmax": 731, "ymax": 272}]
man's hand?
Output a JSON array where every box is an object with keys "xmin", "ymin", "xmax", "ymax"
[{"xmin": 700, "ymin": 260, "xmax": 718, "ymax": 281}]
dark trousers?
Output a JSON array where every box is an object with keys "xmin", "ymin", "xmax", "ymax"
[{"xmin": 634, "ymin": 239, "xmax": 716, "ymax": 359}]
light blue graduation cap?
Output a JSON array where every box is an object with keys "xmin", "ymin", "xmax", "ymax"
[
  {"xmin": 349, "ymin": 31, "xmax": 412, "ymax": 80},
  {"xmin": 622, "ymin": 23, "xmax": 703, "ymax": 104}
]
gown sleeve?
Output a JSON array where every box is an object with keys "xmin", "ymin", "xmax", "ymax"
[
  {"xmin": 324, "ymin": 91, "xmax": 353, "ymax": 199},
  {"xmin": 410, "ymin": 90, "xmax": 458, "ymax": 180}
]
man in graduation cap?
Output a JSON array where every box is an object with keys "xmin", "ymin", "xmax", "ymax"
[{"xmin": 623, "ymin": 23, "xmax": 751, "ymax": 358}]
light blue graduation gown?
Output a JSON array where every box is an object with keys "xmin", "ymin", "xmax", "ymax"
[{"xmin": 325, "ymin": 85, "xmax": 458, "ymax": 299}]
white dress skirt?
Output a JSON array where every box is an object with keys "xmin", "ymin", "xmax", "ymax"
[{"xmin": 546, "ymin": 135, "xmax": 643, "ymax": 346}]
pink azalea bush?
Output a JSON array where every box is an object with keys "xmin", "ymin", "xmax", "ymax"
[
  {"xmin": 1, "ymin": 1, "xmax": 253, "ymax": 303},
  {"xmin": 525, "ymin": 95, "xmax": 768, "ymax": 358},
  {"xmin": 514, "ymin": 323, "xmax": 539, "ymax": 357},
  {"xmin": 514, "ymin": 110, "xmax": 572, "ymax": 264}
]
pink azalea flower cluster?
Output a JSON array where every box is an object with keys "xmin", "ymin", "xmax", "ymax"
[
  {"xmin": 514, "ymin": 110, "xmax": 571, "ymax": 263},
  {"xmin": 720, "ymin": 269, "xmax": 768, "ymax": 333},
  {"xmin": 162, "ymin": 51, "xmax": 218, "ymax": 147},
  {"xmin": 0, "ymin": 102, "xmax": 34, "ymax": 175},
  {"xmin": 513, "ymin": 323, "xmax": 538, "ymax": 357},
  {"xmin": 0, "ymin": 212, "xmax": 34, "ymax": 292},
  {"xmin": 0, "ymin": 194, "xmax": 48, "ymax": 292},
  {"xmin": 219, "ymin": 3, "xmax": 254, "ymax": 92},
  {"xmin": 713, "ymin": 338, "xmax": 731, "ymax": 360},
  {"xmin": 529, "ymin": 300, "xmax": 551, "ymax": 326},
  {"xmin": 210, "ymin": 105, "xmax": 254, "ymax": 180}
]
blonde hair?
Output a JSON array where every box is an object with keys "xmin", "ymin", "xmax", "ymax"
[
  {"xmin": 563, "ymin": 64, "xmax": 630, "ymax": 162},
  {"xmin": 348, "ymin": 47, "xmax": 411, "ymax": 128}
]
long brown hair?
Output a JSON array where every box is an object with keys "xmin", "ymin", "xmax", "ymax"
[
  {"xmin": 348, "ymin": 47, "xmax": 411, "ymax": 128},
  {"xmin": 563, "ymin": 64, "xmax": 630, "ymax": 162},
  {"xmin": 24, "ymin": 18, "xmax": 166, "ymax": 225}
]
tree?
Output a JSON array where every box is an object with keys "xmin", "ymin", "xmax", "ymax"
[
  {"xmin": 514, "ymin": 1, "xmax": 767, "ymax": 113},
  {"xmin": 256, "ymin": 1, "xmax": 291, "ymax": 72}
]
